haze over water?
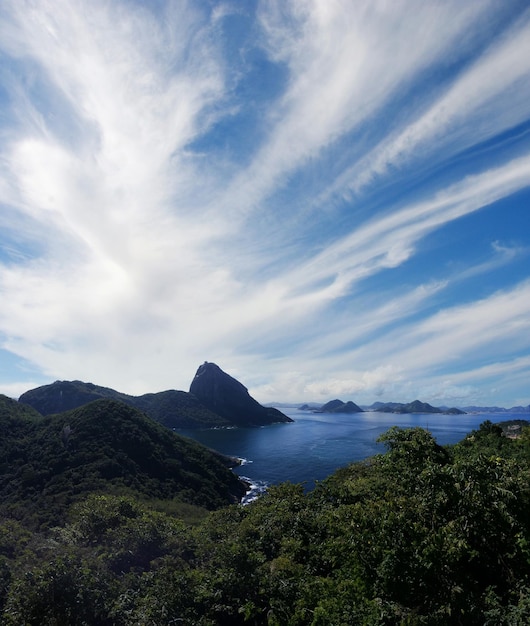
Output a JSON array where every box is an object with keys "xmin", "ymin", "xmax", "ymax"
[{"xmin": 179, "ymin": 409, "xmax": 527, "ymax": 501}]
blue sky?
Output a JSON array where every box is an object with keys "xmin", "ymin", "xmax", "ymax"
[{"xmin": 1, "ymin": 0, "xmax": 529, "ymax": 407}]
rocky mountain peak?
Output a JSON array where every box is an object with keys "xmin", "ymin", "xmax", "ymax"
[{"xmin": 190, "ymin": 362, "xmax": 292, "ymax": 426}]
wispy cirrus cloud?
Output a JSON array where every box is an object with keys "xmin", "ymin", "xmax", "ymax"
[
  {"xmin": 329, "ymin": 6, "xmax": 530, "ymax": 198},
  {"xmin": 219, "ymin": 0, "xmax": 498, "ymax": 215},
  {"xmin": 271, "ymin": 154, "xmax": 530, "ymax": 307}
]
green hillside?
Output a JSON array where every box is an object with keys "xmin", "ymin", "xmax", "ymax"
[
  {"xmin": 0, "ymin": 393, "xmax": 41, "ymax": 432},
  {"xmin": 0, "ymin": 398, "xmax": 246, "ymax": 529}
]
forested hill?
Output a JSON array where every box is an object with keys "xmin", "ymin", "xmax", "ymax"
[
  {"xmin": 0, "ymin": 393, "xmax": 42, "ymax": 432},
  {"xmin": 18, "ymin": 380, "xmax": 231, "ymax": 428},
  {"xmin": 0, "ymin": 397, "xmax": 247, "ymax": 529}
]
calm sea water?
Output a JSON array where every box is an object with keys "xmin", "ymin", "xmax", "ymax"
[{"xmin": 177, "ymin": 409, "xmax": 527, "ymax": 502}]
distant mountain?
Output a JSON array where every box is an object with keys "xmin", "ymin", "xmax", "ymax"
[
  {"xmin": 368, "ymin": 401, "xmax": 403, "ymax": 411},
  {"xmin": 310, "ymin": 398, "xmax": 364, "ymax": 413},
  {"xmin": 368, "ymin": 402, "xmax": 529, "ymax": 414},
  {"xmin": 461, "ymin": 405, "xmax": 530, "ymax": 414},
  {"xmin": 366, "ymin": 400, "xmax": 465, "ymax": 414},
  {"xmin": 189, "ymin": 362, "xmax": 293, "ymax": 426},
  {"xmin": 442, "ymin": 407, "xmax": 467, "ymax": 415},
  {"xmin": 320, "ymin": 399, "xmax": 346, "ymax": 412},
  {"xmin": 0, "ymin": 398, "xmax": 247, "ymax": 529},
  {"xmin": 18, "ymin": 363, "xmax": 291, "ymax": 428}
]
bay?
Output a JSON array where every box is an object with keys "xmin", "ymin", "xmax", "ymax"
[{"xmin": 177, "ymin": 409, "xmax": 527, "ymax": 503}]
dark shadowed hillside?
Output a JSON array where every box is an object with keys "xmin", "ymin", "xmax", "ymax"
[
  {"xmin": 18, "ymin": 380, "xmax": 129, "ymax": 414},
  {"xmin": 0, "ymin": 393, "xmax": 41, "ymax": 433}
]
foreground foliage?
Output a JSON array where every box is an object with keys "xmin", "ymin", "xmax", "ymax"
[{"xmin": 1, "ymin": 421, "xmax": 530, "ymax": 624}]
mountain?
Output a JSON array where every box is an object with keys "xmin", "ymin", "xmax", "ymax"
[
  {"xmin": 368, "ymin": 401, "xmax": 530, "ymax": 414},
  {"xmin": 319, "ymin": 399, "xmax": 345, "ymax": 412},
  {"xmin": 316, "ymin": 398, "xmax": 364, "ymax": 413},
  {"xmin": 508, "ymin": 405, "xmax": 530, "ymax": 413},
  {"xmin": 189, "ymin": 362, "xmax": 292, "ymax": 426},
  {"xmin": 126, "ymin": 389, "xmax": 230, "ymax": 428},
  {"xmin": 0, "ymin": 398, "xmax": 247, "ymax": 529},
  {"xmin": 18, "ymin": 363, "xmax": 290, "ymax": 428},
  {"xmin": 18, "ymin": 380, "xmax": 129, "ymax": 414},
  {"xmin": 368, "ymin": 401, "xmax": 403, "ymax": 411},
  {"xmin": 298, "ymin": 399, "xmax": 364, "ymax": 413}
]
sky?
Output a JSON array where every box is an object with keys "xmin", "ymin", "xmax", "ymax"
[{"xmin": 1, "ymin": 0, "xmax": 529, "ymax": 408}]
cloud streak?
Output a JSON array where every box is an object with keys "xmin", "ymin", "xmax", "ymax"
[
  {"xmin": 333, "ymin": 5, "xmax": 530, "ymax": 198},
  {"xmin": 219, "ymin": 0, "xmax": 497, "ymax": 214}
]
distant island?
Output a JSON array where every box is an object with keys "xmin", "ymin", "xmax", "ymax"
[
  {"xmin": 299, "ymin": 398, "xmax": 465, "ymax": 414},
  {"xmin": 367, "ymin": 400, "xmax": 465, "ymax": 414},
  {"xmin": 301, "ymin": 398, "xmax": 364, "ymax": 413}
]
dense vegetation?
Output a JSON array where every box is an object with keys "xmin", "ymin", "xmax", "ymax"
[
  {"xmin": 1, "ymin": 411, "xmax": 530, "ymax": 624},
  {"xmin": 0, "ymin": 397, "xmax": 246, "ymax": 530}
]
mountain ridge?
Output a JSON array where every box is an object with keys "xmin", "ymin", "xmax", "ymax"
[
  {"xmin": 18, "ymin": 363, "xmax": 292, "ymax": 428},
  {"xmin": 314, "ymin": 398, "xmax": 364, "ymax": 413}
]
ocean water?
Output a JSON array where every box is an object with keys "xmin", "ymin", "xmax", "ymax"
[{"xmin": 177, "ymin": 409, "xmax": 527, "ymax": 503}]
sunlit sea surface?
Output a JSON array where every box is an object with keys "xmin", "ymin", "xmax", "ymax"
[{"xmin": 177, "ymin": 409, "xmax": 528, "ymax": 503}]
